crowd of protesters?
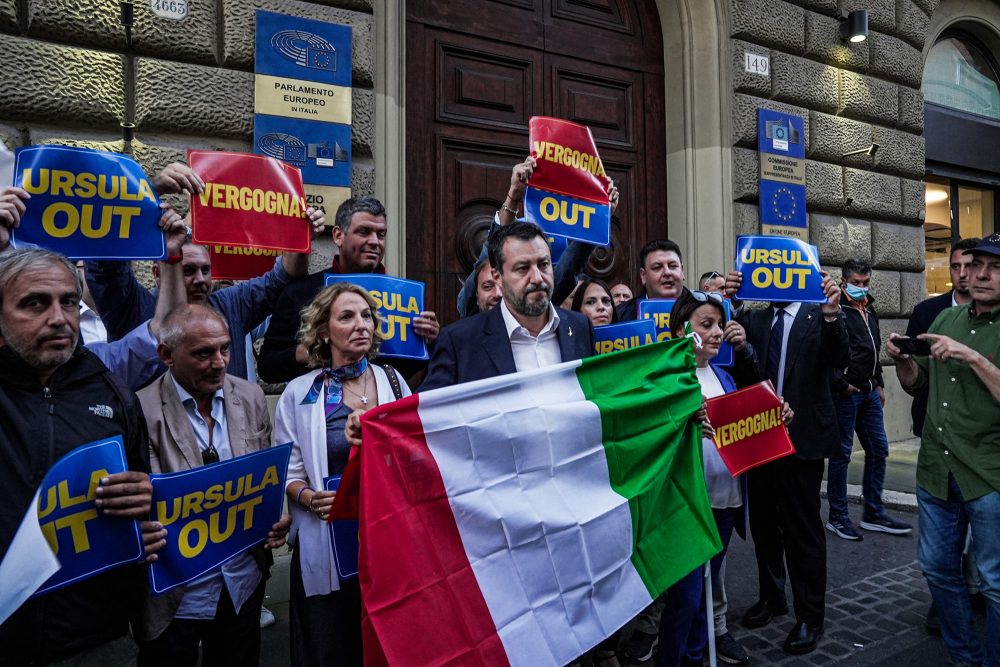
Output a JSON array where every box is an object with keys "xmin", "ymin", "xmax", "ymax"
[{"xmin": 0, "ymin": 152, "xmax": 997, "ymax": 667}]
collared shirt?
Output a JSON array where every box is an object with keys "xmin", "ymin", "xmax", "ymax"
[
  {"xmin": 499, "ymin": 299, "xmax": 562, "ymax": 372},
  {"xmin": 770, "ymin": 302, "xmax": 802, "ymax": 395},
  {"xmin": 170, "ymin": 375, "xmax": 262, "ymax": 619},
  {"xmin": 910, "ymin": 303, "xmax": 1000, "ymax": 501},
  {"xmin": 86, "ymin": 320, "xmax": 161, "ymax": 391},
  {"xmin": 78, "ymin": 303, "xmax": 108, "ymax": 345},
  {"xmin": 696, "ymin": 366, "xmax": 741, "ymax": 509}
]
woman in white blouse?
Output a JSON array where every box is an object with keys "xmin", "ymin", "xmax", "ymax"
[{"xmin": 275, "ymin": 282, "xmax": 410, "ymax": 666}]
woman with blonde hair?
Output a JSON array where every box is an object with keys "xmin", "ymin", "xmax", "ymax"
[{"xmin": 275, "ymin": 281, "xmax": 410, "ymax": 666}]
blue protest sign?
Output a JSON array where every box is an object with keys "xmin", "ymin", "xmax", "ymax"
[
  {"xmin": 324, "ymin": 274, "xmax": 429, "ymax": 360},
  {"xmin": 12, "ymin": 146, "xmax": 165, "ymax": 260},
  {"xmin": 759, "ymin": 179, "xmax": 807, "ymax": 230},
  {"xmin": 757, "ymin": 109, "xmax": 805, "ymax": 159},
  {"xmin": 524, "ymin": 186, "xmax": 611, "ymax": 246},
  {"xmin": 324, "ymin": 476, "xmax": 358, "ymax": 579},
  {"xmin": 593, "ymin": 320, "xmax": 656, "ymax": 355},
  {"xmin": 33, "ymin": 436, "xmax": 144, "ymax": 596},
  {"xmin": 148, "ymin": 444, "xmax": 291, "ymax": 594},
  {"xmin": 636, "ymin": 299, "xmax": 676, "ymax": 342},
  {"xmin": 255, "ymin": 10, "xmax": 352, "ymax": 87},
  {"xmin": 254, "ymin": 114, "xmax": 352, "ymax": 188},
  {"xmin": 734, "ymin": 235, "xmax": 825, "ymax": 303},
  {"xmin": 711, "ymin": 299, "xmax": 734, "ymax": 368},
  {"xmin": 547, "ymin": 233, "xmax": 568, "ymax": 264}
]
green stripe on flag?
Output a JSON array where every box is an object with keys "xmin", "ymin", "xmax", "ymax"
[{"xmin": 575, "ymin": 338, "xmax": 723, "ymax": 597}]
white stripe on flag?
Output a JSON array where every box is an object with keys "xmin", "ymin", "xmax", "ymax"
[
  {"xmin": 418, "ymin": 363, "xmax": 653, "ymax": 666},
  {"xmin": 0, "ymin": 489, "xmax": 60, "ymax": 625}
]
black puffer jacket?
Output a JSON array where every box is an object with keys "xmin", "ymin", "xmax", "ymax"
[
  {"xmin": 830, "ymin": 294, "xmax": 885, "ymax": 395},
  {"xmin": 0, "ymin": 346, "xmax": 151, "ymax": 666}
]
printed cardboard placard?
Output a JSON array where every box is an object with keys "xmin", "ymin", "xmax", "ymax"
[
  {"xmin": 324, "ymin": 476, "xmax": 359, "ymax": 580},
  {"xmin": 704, "ymin": 381, "xmax": 795, "ymax": 476},
  {"xmin": 324, "ymin": 274, "xmax": 429, "ymax": 360},
  {"xmin": 593, "ymin": 320, "xmax": 656, "ymax": 356},
  {"xmin": 734, "ymin": 235, "xmax": 825, "ymax": 303},
  {"xmin": 12, "ymin": 146, "xmax": 164, "ymax": 260},
  {"xmin": 148, "ymin": 444, "xmax": 291, "ymax": 594},
  {"xmin": 189, "ymin": 150, "xmax": 310, "ymax": 254}
]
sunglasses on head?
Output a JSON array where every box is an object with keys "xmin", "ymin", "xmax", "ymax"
[
  {"xmin": 690, "ymin": 290, "xmax": 725, "ymax": 305},
  {"xmin": 202, "ymin": 444, "xmax": 220, "ymax": 465}
]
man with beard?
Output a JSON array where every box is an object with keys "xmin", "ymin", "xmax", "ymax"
[
  {"xmin": 0, "ymin": 247, "xmax": 162, "ymax": 663},
  {"xmin": 421, "ymin": 221, "xmax": 594, "ymax": 389},
  {"xmin": 135, "ymin": 304, "xmax": 290, "ymax": 666}
]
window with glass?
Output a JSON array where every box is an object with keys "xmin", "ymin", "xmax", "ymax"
[
  {"xmin": 923, "ymin": 33, "xmax": 1000, "ymax": 121},
  {"xmin": 923, "ymin": 177, "xmax": 997, "ymax": 295}
]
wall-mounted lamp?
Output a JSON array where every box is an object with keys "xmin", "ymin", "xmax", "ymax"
[
  {"xmin": 842, "ymin": 142, "xmax": 880, "ymax": 158},
  {"xmin": 839, "ymin": 10, "xmax": 869, "ymax": 43}
]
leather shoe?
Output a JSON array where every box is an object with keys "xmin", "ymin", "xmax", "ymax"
[
  {"xmin": 783, "ymin": 621, "xmax": 822, "ymax": 654},
  {"xmin": 741, "ymin": 599, "xmax": 788, "ymax": 628}
]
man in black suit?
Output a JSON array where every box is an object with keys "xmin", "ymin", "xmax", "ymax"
[
  {"xmin": 725, "ymin": 268, "xmax": 850, "ymax": 655},
  {"xmin": 421, "ymin": 222, "xmax": 594, "ymax": 390},
  {"xmin": 905, "ymin": 237, "xmax": 979, "ymax": 437}
]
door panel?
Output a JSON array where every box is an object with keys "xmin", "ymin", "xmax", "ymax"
[{"xmin": 407, "ymin": 0, "xmax": 665, "ymax": 324}]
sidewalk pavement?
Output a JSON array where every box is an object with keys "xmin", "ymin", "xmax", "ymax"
[{"xmin": 259, "ymin": 444, "xmax": 987, "ymax": 666}]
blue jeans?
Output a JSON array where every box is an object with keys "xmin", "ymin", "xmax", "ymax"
[
  {"xmin": 918, "ymin": 476, "xmax": 1000, "ymax": 666},
  {"xmin": 827, "ymin": 389, "xmax": 888, "ymax": 521}
]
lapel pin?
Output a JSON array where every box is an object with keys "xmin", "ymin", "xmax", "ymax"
[{"xmin": 568, "ymin": 326, "xmax": 573, "ymax": 337}]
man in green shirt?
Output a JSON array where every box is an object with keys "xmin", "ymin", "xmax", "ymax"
[{"xmin": 889, "ymin": 233, "xmax": 1000, "ymax": 667}]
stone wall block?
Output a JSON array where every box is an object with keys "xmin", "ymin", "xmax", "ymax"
[
  {"xmin": 731, "ymin": 0, "xmax": 805, "ymax": 53},
  {"xmin": 0, "ymin": 0, "xmax": 16, "ymax": 31},
  {"xmin": 732, "ymin": 148, "xmax": 760, "ymax": 201},
  {"xmin": 899, "ymin": 270, "xmax": 926, "ymax": 317},
  {"xmin": 872, "ymin": 220, "xmax": 925, "ymax": 271},
  {"xmin": 789, "ymin": 0, "xmax": 839, "ymax": 13},
  {"xmin": 733, "ymin": 40, "xmax": 772, "ymax": 96},
  {"xmin": 26, "ymin": 125, "xmax": 124, "ymax": 152},
  {"xmin": 910, "ymin": 0, "xmax": 939, "ymax": 17},
  {"xmin": 809, "ymin": 213, "xmax": 871, "ymax": 264},
  {"xmin": 26, "ymin": 0, "xmax": 218, "ymax": 64},
  {"xmin": 771, "ymin": 52, "xmax": 839, "ymax": 113},
  {"xmin": 868, "ymin": 31, "xmax": 923, "ymax": 88},
  {"xmin": 135, "ymin": 58, "xmax": 254, "ymax": 139},
  {"xmin": 0, "ymin": 36, "xmax": 124, "ymax": 129},
  {"xmin": 732, "ymin": 94, "xmax": 810, "ymax": 148},
  {"xmin": 840, "ymin": 0, "xmax": 895, "ymax": 33},
  {"xmin": 352, "ymin": 158, "xmax": 374, "ymax": 195},
  {"xmin": 895, "ymin": 0, "xmax": 931, "ymax": 49},
  {"xmin": 839, "ymin": 70, "xmax": 899, "ymax": 125},
  {"xmin": 351, "ymin": 87, "xmax": 374, "ymax": 158},
  {"xmin": 805, "ymin": 159, "xmax": 845, "ymax": 210},
  {"xmin": 900, "ymin": 177, "xmax": 926, "ymax": 224},
  {"xmin": 874, "ymin": 128, "xmax": 925, "ymax": 179},
  {"xmin": 844, "ymin": 167, "xmax": 901, "ymax": 218},
  {"xmin": 0, "ymin": 123, "xmax": 23, "ymax": 151},
  {"xmin": 734, "ymin": 203, "xmax": 761, "ymax": 237},
  {"xmin": 805, "ymin": 12, "xmax": 869, "ymax": 70},
  {"xmin": 897, "ymin": 86, "xmax": 924, "ymax": 133},
  {"xmin": 808, "ymin": 111, "xmax": 872, "ymax": 165},
  {"xmin": 879, "ymin": 318, "xmax": 907, "ymax": 363},
  {"xmin": 223, "ymin": 0, "xmax": 374, "ymax": 87},
  {"xmin": 871, "ymin": 269, "xmax": 902, "ymax": 317}
]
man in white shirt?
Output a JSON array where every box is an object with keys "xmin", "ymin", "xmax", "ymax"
[{"xmin": 421, "ymin": 222, "xmax": 594, "ymax": 390}]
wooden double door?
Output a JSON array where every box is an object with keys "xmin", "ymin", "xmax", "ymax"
[{"xmin": 406, "ymin": 0, "xmax": 667, "ymax": 323}]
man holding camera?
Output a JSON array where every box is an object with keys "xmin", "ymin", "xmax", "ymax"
[{"xmin": 889, "ymin": 234, "xmax": 1000, "ymax": 667}]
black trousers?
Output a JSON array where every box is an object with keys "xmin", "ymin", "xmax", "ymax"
[
  {"xmin": 289, "ymin": 547, "xmax": 362, "ymax": 667},
  {"xmin": 138, "ymin": 580, "xmax": 266, "ymax": 667},
  {"xmin": 747, "ymin": 455, "xmax": 827, "ymax": 626}
]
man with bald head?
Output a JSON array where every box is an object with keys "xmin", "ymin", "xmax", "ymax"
[
  {"xmin": 0, "ymin": 247, "xmax": 158, "ymax": 664},
  {"xmin": 135, "ymin": 303, "xmax": 290, "ymax": 666}
]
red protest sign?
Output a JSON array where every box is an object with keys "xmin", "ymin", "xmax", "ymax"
[
  {"xmin": 705, "ymin": 381, "xmax": 795, "ymax": 477},
  {"xmin": 208, "ymin": 244, "xmax": 281, "ymax": 281},
  {"xmin": 528, "ymin": 116, "xmax": 611, "ymax": 204},
  {"xmin": 189, "ymin": 150, "xmax": 310, "ymax": 253}
]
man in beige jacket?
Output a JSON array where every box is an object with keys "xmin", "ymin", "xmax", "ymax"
[{"xmin": 135, "ymin": 303, "xmax": 290, "ymax": 666}]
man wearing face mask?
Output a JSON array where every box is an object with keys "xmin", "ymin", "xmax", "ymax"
[{"xmin": 825, "ymin": 259, "xmax": 912, "ymax": 542}]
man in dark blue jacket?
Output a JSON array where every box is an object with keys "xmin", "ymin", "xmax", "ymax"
[{"xmin": 825, "ymin": 259, "xmax": 911, "ymax": 541}]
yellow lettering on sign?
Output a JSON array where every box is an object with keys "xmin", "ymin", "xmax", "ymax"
[
  {"xmin": 715, "ymin": 407, "xmax": 782, "ymax": 448},
  {"xmin": 198, "ymin": 183, "xmax": 306, "ymax": 218}
]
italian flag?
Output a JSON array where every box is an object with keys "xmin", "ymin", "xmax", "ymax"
[{"xmin": 357, "ymin": 339, "xmax": 722, "ymax": 666}]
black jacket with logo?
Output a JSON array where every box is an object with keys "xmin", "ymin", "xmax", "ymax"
[
  {"xmin": 0, "ymin": 346, "xmax": 151, "ymax": 665},
  {"xmin": 830, "ymin": 294, "xmax": 885, "ymax": 395}
]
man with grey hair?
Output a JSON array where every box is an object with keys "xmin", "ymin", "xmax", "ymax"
[
  {"xmin": 258, "ymin": 194, "xmax": 441, "ymax": 382},
  {"xmin": 136, "ymin": 303, "xmax": 290, "ymax": 666},
  {"xmin": 0, "ymin": 246, "xmax": 164, "ymax": 664}
]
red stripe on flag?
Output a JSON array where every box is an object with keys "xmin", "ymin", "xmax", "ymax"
[{"xmin": 359, "ymin": 395, "xmax": 510, "ymax": 666}]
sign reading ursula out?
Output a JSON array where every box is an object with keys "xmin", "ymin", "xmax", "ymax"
[
  {"xmin": 254, "ymin": 10, "xmax": 353, "ymax": 217},
  {"xmin": 757, "ymin": 109, "xmax": 807, "ymax": 239},
  {"xmin": 734, "ymin": 235, "xmax": 825, "ymax": 303},
  {"xmin": 324, "ymin": 274, "xmax": 429, "ymax": 360},
  {"xmin": 11, "ymin": 146, "xmax": 165, "ymax": 260}
]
